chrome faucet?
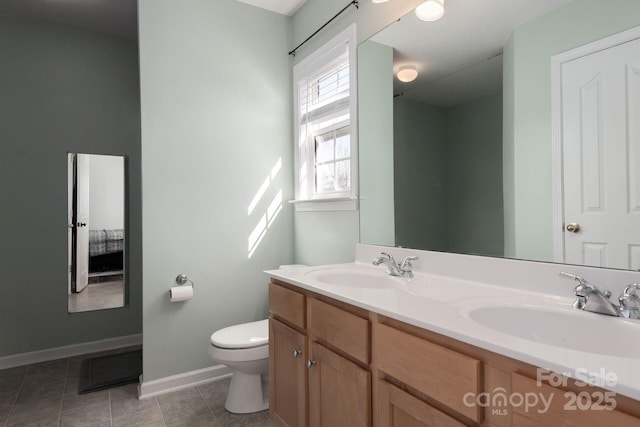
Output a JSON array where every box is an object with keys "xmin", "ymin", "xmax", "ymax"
[
  {"xmin": 372, "ymin": 252, "xmax": 418, "ymax": 278},
  {"xmin": 560, "ymin": 272, "xmax": 619, "ymax": 316},
  {"xmin": 618, "ymin": 284, "xmax": 640, "ymax": 320},
  {"xmin": 560, "ymin": 272, "xmax": 640, "ymax": 319}
]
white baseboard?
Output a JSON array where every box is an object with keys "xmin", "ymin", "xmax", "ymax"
[
  {"xmin": 0, "ymin": 334, "xmax": 143, "ymax": 370},
  {"xmin": 139, "ymin": 364, "xmax": 232, "ymax": 399}
]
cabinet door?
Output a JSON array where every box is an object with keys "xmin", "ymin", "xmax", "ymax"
[
  {"xmin": 308, "ymin": 342, "xmax": 371, "ymax": 427},
  {"xmin": 378, "ymin": 380, "xmax": 468, "ymax": 427},
  {"xmin": 269, "ymin": 318, "xmax": 307, "ymax": 427}
]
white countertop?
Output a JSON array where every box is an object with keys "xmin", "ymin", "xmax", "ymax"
[{"xmin": 266, "ymin": 251, "xmax": 640, "ymax": 401}]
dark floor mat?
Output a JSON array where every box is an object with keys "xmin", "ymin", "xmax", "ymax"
[{"xmin": 78, "ymin": 350, "xmax": 142, "ymax": 394}]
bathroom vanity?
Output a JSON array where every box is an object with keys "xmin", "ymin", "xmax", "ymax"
[{"xmin": 266, "ymin": 245, "xmax": 640, "ymax": 427}]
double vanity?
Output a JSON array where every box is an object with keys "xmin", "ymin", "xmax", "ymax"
[{"xmin": 266, "ymin": 244, "xmax": 640, "ymax": 426}]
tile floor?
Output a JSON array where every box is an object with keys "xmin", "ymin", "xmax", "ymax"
[{"xmin": 0, "ymin": 348, "xmax": 273, "ymax": 427}]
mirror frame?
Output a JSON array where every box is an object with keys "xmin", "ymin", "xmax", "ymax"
[{"xmin": 67, "ymin": 152, "xmax": 129, "ymax": 313}]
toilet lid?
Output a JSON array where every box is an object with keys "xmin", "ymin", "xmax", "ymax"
[{"xmin": 210, "ymin": 319, "xmax": 269, "ymax": 349}]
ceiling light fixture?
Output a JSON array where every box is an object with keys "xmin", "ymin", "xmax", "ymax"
[
  {"xmin": 415, "ymin": 0, "xmax": 445, "ymax": 22},
  {"xmin": 372, "ymin": 0, "xmax": 389, "ymax": 3},
  {"xmin": 397, "ymin": 65, "xmax": 418, "ymax": 83}
]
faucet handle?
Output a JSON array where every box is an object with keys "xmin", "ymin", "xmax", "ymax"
[
  {"xmin": 619, "ymin": 284, "xmax": 640, "ymax": 309},
  {"xmin": 559, "ymin": 272, "xmax": 609, "ymax": 298},
  {"xmin": 560, "ymin": 271, "xmax": 590, "ymax": 294},
  {"xmin": 380, "ymin": 252, "xmax": 396, "ymax": 263},
  {"xmin": 559, "ymin": 271, "xmax": 587, "ymax": 285},
  {"xmin": 399, "ymin": 256, "xmax": 418, "ymax": 273},
  {"xmin": 400, "ymin": 256, "xmax": 418, "ymax": 266}
]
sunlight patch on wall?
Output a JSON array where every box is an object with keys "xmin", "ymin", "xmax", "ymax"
[
  {"xmin": 248, "ymin": 158, "xmax": 283, "ymax": 259},
  {"xmin": 267, "ymin": 190, "xmax": 283, "ymax": 228},
  {"xmin": 248, "ymin": 177, "xmax": 270, "ymax": 216}
]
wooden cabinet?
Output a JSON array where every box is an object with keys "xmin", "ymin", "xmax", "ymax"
[
  {"xmin": 269, "ymin": 318, "xmax": 307, "ymax": 427},
  {"xmin": 308, "ymin": 342, "xmax": 371, "ymax": 427},
  {"xmin": 374, "ymin": 322, "xmax": 482, "ymax": 423},
  {"xmin": 378, "ymin": 380, "xmax": 467, "ymax": 427},
  {"xmin": 307, "ymin": 298, "xmax": 370, "ymax": 364},
  {"xmin": 269, "ymin": 281, "xmax": 372, "ymax": 427},
  {"xmin": 269, "ymin": 279, "xmax": 640, "ymax": 427},
  {"xmin": 269, "ymin": 282, "xmax": 305, "ymax": 329}
]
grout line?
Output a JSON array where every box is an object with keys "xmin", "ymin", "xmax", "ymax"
[
  {"xmin": 108, "ymin": 387, "xmax": 113, "ymax": 427},
  {"xmin": 57, "ymin": 358, "xmax": 72, "ymax": 426},
  {"xmin": 57, "ymin": 374, "xmax": 67, "ymax": 427},
  {"xmin": 4, "ymin": 365, "xmax": 28, "ymax": 427},
  {"xmin": 155, "ymin": 397, "xmax": 167, "ymax": 427},
  {"xmin": 196, "ymin": 384, "xmax": 220, "ymax": 424}
]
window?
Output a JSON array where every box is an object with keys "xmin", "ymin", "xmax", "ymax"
[
  {"xmin": 315, "ymin": 126, "xmax": 351, "ymax": 193},
  {"xmin": 293, "ymin": 25, "xmax": 358, "ymax": 211}
]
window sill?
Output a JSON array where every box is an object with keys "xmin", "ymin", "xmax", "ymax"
[{"xmin": 289, "ymin": 197, "xmax": 359, "ymax": 212}]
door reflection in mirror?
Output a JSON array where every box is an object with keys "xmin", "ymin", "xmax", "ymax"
[
  {"xmin": 556, "ymin": 35, "xmax": 640, "ymax": 270},
  {"xmin": 68, "ymin": 153, "xmax": 126, "ymax": 313}
]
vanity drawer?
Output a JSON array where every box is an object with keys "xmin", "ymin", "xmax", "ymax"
[
  {"xmin": 378, "ymin": 380, "xmax": 467, "ymax": 427},
  {"xmin": 269, "ymin": 282, "xmax": 305, "ymax": 329},
  {"xmin": 307, "ymin": 298, "xmax": 370, "ymax": 364},
  {"xmin": 374, "ymin": 323, "xmax": 482, "ymax": 423}
]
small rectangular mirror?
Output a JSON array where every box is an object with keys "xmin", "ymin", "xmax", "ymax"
[{"xmin": 68, "ymin": 153, "xmax": 126, "ymax": 313}]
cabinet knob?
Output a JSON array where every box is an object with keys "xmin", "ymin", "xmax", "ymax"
[
  {"xmin": 292, "ymin": 349, "xmax": 302, "ymax": 358},
  {"xmin": 306, "ymin": 360, "xmax": 316, "ymax": 368}
]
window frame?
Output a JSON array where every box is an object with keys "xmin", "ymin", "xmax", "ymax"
[{"xmin": 292, "ymin": 24, "xmax": 359, "ymax": 212}]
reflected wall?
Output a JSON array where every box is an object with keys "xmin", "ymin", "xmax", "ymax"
[
  {"xmin": 394, "ymin": 94, "xmax": 503, "ymax": 256},
  {"xmin": 505, "ymin": 0, "xmax": 640, "ymax": 262}
]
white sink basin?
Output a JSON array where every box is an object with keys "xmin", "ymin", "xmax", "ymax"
[
  {"xmin": 463, "ymin": 303, "xmax": 640, "ymax": 358},
  {"xmin": 304, "ymin": 266, "xmax": 416, "ymax": 289}
]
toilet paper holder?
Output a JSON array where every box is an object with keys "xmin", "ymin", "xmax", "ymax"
[{"xmin": 175, "ymin": 274, "xmax": 195, "ymax": 287}]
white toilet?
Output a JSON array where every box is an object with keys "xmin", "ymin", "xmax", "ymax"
[{"xmin": 209, "ymin": 319, "xmax": 269, "ymax": 414}]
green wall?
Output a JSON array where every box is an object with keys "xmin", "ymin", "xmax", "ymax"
[
  {"xmin": 393, "ymin": 94, "xmax": 503, "ymax": 256},
  {"xmin": 0, "ymin": 17, "xmax": 142, "ymax": 357},
  {"xmin": 358, "ymin": 41, "xmax": 395, "ymax": 247},
  {"xmin": 394, "ymin": 99, "xmax": 448, "ymax": 251},
  {"xmin": 504, "ymin": 0, "xmax": 640, "ymax": 260},
  {"xmin": 139, "ymin": 0, "xmax": 294, "ymax": 381},
  {"xmin": 294, "ymin": 211, "xmax": 360, "ymax": 266},
  {"xmin": 446, "ymin": 95, "xmax": 503, "ymax": 256}
]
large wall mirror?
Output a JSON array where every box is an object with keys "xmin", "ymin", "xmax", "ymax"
[
  {"xmin": 358, "ymin": 0, "xmax": 640, "ymax": 271},
  {"xmin": 68, "ymin": 153, "xmax": 127, "ymax": 313}
]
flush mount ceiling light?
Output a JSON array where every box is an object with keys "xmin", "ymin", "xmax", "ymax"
[
  {"xmin": 397, "ymin": 65, "xmax": 418, "ymax": 83},
  {"xmin": 372, "ymin": 0, "xmax": 389, "ymax": 2},
  {"xmin": 415, "ymin": 0, "xmax": 445, "ymax": 21}
]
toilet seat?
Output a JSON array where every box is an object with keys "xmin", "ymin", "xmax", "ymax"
[
  {"xmin": 209, "ymin": 342, "xmax": 269, "ymax": 363},
  {"xmin": 210, "ymin": 319, "xmax": 268, "ymax": 349}
]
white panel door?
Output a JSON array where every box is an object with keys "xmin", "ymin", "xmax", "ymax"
[
  {"xmin": 75, "ymin": 154, "xmax": 91, "ymax": 292},
  {"xmin": 562, "ymin": 37, "xmax": 640, "ymax": 269},
  {"xmin": 68, "ymin": 154, "xmax": 74, "ymax": 295}
]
